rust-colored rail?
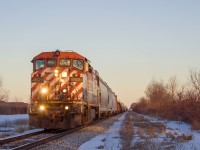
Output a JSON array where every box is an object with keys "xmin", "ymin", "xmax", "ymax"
[
  {"xmin": 12, "ymin": 125, "xmax": 88, "ymax": 150},
  {"xmin": 12, "ymin": 116, "xmax": 114, "ymax": 150},
  {"xmin": 0, "ymin": 130, "xmax": 45, "ymax": 145},
  {"xmin": 1, "ymin": 114, "xmax": 122, "ymax": 150}
]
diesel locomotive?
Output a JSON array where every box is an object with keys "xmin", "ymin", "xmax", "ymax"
[{"xmin": 29, "ymin": 50, "xmax": 126, "ymax": 129}]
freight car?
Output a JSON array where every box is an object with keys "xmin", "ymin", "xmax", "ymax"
[{"xmin": 29, "ymin": 50, "xmax": 126, "ymax": 129}]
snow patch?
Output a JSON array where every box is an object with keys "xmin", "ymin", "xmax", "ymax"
[{"xmin": 78, "ymin": 114, "xmax": 126, "ymax": 150}]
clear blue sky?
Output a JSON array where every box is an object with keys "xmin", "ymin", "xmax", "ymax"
[{"xmin": 0, "ymin": 1, "xmax": 200, "ymax": 107}]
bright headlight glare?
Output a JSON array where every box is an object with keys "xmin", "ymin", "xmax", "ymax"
[
  {"xmin": 65, "ymin": 106, "xmax": 69, "ymax": 110},
  {"xmin": 55, "ymin": 70, "xmax": 59, "ymax": 77},
  {"xmin": 40, "ymin": 105, "xmax": 45, "ymax": 111},
  {"xmin": 55, "ymin": 73, "xmax": 58, "ymax": 77},
  {"xmin": 41, "ymin": 88, "xmax": 48, "ymax": 94}
]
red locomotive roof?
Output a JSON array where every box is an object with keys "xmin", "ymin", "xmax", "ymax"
[{"xmin": 32, "ymin": 51, "xmax": 86, "ymax": 61}]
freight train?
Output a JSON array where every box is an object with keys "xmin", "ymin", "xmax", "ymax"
[{"xmin": 29, "ymin": 50, "xmax": 127, "ymax": 129}]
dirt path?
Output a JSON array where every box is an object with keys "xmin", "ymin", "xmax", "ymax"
[{"xmin": 120, "ymin": 112, "xmax": 193, "ymax": 150}]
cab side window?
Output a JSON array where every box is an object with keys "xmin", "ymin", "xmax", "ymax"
[{"xmin": 35, "ymin": 60, "xmax": 45, "ymax": 70}]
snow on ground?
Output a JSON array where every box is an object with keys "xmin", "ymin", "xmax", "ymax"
[
  {"xmin": 1, "ymin": 113, "xmax": 200, "ymax": 149},
  {"xmin": 134, "ymin": 113, "xmax": 200, "ymax": 149},
  {"xmin": 0, "ymin": 128, "xmax": 44, "ymax": 140},
  {"xmin": 0, "ymin": 114, "xmax": 28, "ymax": 123},
  {"xmin": 79, "ymin": 112, "xmax": 200, "ymax": 150},
  {"xmin": 0, "ymin": 114, "xmax": 31, "ymax": 139},
  {"xmin": 78, "ymin": 113, "xmax": 126, "ymax": 150}
]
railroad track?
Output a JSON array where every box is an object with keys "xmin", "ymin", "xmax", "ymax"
[
  {"xmin": 0, "ymin": 117, "xmax": 109, "ymax": 150},
  {"xmin": 13, "ymin": 125, "xmax": 89, "ymax": 150},
  {"xmin": 0, "ymin": 130, "xmax": 45, "ymax": 145},
  {"xmin": 0, "ymin": 129, "xmax": 65, "ymax": 149}
]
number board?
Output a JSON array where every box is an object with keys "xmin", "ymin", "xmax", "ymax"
[
  {"xmin": 31, "ymin": 77, "xmax": 44, "ymax": 83},
  {"xmin": 70, "ymin": 77, "xmax": 83, "ymax": 82}
]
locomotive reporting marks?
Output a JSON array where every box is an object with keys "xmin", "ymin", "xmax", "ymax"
[
  {"xmin": 31, "ymin": 77, "xmax": 44, "ymax": 83},
  {"xmin": 70, "ymin": 77, "xmax": 83, "ymax": 82}
]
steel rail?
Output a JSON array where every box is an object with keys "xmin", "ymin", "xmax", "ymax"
[
  {"xmin": 12, "ymin": 124, "xmax": 91, "ymax": 150},
  {"xmin": 0, "ymin": 130, "xmax": 45, "ymax": 145},
  {"xmin": 12, "ymin": 116, "xmax": 115, "ymax": 150}
]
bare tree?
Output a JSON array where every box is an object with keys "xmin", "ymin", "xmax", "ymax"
[
  {"xmin": 0, "ymin": 77, "xmax": 9, "ymax": 102},
  {"xmin": 189, "ymin": 69, "xmax": 200, "ymax": 94},
  {"xmin": 176, "ymin": 85, "xmax": 186, "ymax": 101},
  {"xmin": 188, "ymin": 69, "xmax": 200, "ymax": 100},
  {"xmin": 145, "ymin": 79, "xmax": 169, "ymax": 103},
  {"xmin": 166, "ymin": 76, "xmax": 179, "ymax": 100}
]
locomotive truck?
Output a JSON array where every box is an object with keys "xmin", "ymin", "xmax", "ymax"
[{"xmin": 29, "ymin": 50, "xmax": 126, "ymax": 129}]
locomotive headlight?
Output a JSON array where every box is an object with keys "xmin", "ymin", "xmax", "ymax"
[
  {"xmin": 41, "ymin": 88, "xmax": 48, "ymax": 94},
  {"xmin": 65, "ymin": 106, "xmax": 69, "ymax": 110},
  {"xmin": 63, "ymin": 89, "xmax": 67, "ymax": 93},
  {"xmin": 55, "ymin": 70, "xmax": 59, "ymax": 77},
  {"xmin": 39, "ymin": 105, "xmax": 45, "ymax": 111}
]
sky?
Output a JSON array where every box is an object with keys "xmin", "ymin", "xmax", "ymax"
[{"xmin": 0, "ymin": 0, "xmax": 200, "ymax": 107}]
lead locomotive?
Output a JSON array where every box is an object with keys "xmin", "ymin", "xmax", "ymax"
[{"xmin": 29, "ymin": 50, "xmax": 126, "ymax": 129}]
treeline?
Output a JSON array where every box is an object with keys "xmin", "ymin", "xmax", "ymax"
[
  {"xmin": 0, "ymin": 102, "xmax": 28, "ymax": 114},
  {"xmin": 131, "ymin": 70, "xmax": 200, "ymax": 130}
]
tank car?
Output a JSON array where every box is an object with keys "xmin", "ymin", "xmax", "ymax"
[{"xmin": 29, "ymin": 50, "xmax": 119, "ymax": 129}]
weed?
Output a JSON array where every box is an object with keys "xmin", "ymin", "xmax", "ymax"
[
  {"xmin": 120, "ymin": 112, "xmax": 134, "ymax": 150},
  {"xmin": 166, "ymin": 132, "xmax": 176, "ymax": 140},
  {"xmin": 192, "ymin": 120, "xmax": 200, "ymax": 130},
  {"xmin": 176, "ymin": 134, "xmax": 193, "ymax": 142},
  {"xmin": 0, "ymin": 118, "xmax": 29, "ymax": 136},
  {"xmin": 132, "ymin": 139, "xmax": 161, "ymax": 150},
  {"xmin": 0, "ymin": 134, "xmax": 8, "ymax": 138},
  {"xmin": 137, "ymin": 128, "xmax": 144, "ymax": 137},
  {"xmin": 15, "ymin": 126, "xmax": 28, "ymax": 133}
]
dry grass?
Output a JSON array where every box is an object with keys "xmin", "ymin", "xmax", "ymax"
[
  {"xmin": 137, "ymin": 128, "xmax": 144, "ymax": 138},
  {"xmin": 133, "ymin": 139, "xmax": 162, "ymax": 150},
  {"xmin": 176, "ymin": 134, "xmax": 193, "ymax": 142},
  {"xmin": 0, "ymin": 119, "xmax": 29, "ymax": 135},
  {"xmin": 166, "ymin": 132, "xmax": 176, "ymax": 140},
  {"xmin": 133, "ymin": 96, "xmax": 200, "ymax": 130},
  {"xmin": 126, "ymin": 112, "xmax": 194, "ymax": 149},
  {"xmin": 133, "ymin": 116, "xmax": 166, "ymax": 138},
  {"xmin": 120, "ymin": 112, "xmax": 134, "ymax": 150},
  {"xmin": 192, "ymin": 120, "xmax": 200, "ymax": 130},
  {"xmin": 14, "ymin": 126, "xmax": 29, "ymax": 133},
  {"xmin": 120, "ymin": 111, "xmax": 195, "ymax": 150},
  {"xmin": 0, "ymin": 134, "xmax": 8, "ymax": 138}
]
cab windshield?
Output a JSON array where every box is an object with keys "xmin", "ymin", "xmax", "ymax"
[
  {"xmin": 60, "ymin": 58, "xmax": 70, "ymax": 67},
  {"xmin": 35, "ymin": 60, "xmax": 44, "ymax": 70},
  {"xmin": 46, "ymin": 59, "xmax": 57, "ymax": 67},
  {"xmin": 73, "ymin": 59, "xmax": 83, "ymax": 70}
]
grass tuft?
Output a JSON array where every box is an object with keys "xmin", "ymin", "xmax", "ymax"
[{"xmin": 120, "ymin": 113, "xmax": 134, "ymax": 150}]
